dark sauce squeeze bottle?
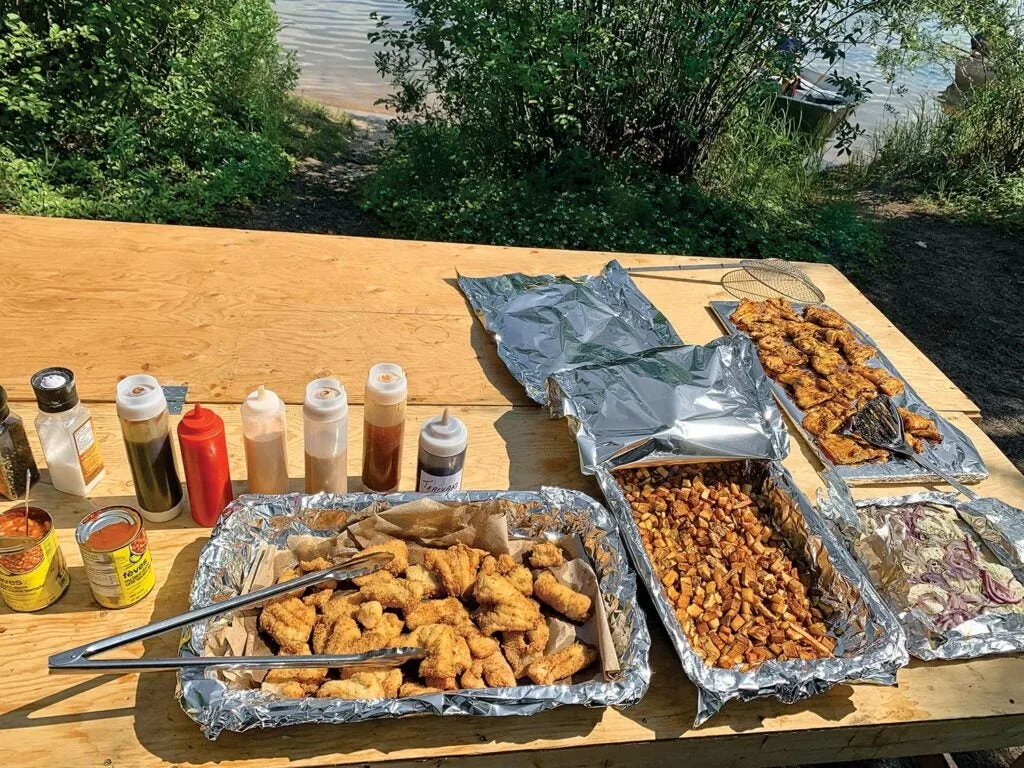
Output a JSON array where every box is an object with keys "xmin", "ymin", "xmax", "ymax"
[
  {"xmin": 361, "ymin": 364, "xmax": 407, "ymax": 493},
  {"xmin": 416, "ymin": 408, "xmax": 467, "ymax": 493},
  {"xmin": 116, "ymin": 375, "xmax": 184, "ymax": 522}
]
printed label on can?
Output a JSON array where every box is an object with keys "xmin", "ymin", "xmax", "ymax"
[
  {"xmin": 417, "ymin": 469, "xmax": 463, "ymax": 494},
  {"xmin": 0, "ymin": 533, "xmax": 70, "ymax": 612},
  {"xmin": 73, "ymin": 418, "xmax": 104, "ymax": 485},
  {"xmin": 81, "ymin": 530, "xmax": 154, "ymax": 609}
]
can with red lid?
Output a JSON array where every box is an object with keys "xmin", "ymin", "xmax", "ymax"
[{"xmin": 177, "ymin": 404, "xmax": 234, "ymax": 526}]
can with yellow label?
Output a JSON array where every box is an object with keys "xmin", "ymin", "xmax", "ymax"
[
  {"xmin": 76, "ymin": 505, "xmax": 155, "ymax": 609},
  {"xmin": 0, "ymin": 507, "xmax": 70, "ymax": 611}
]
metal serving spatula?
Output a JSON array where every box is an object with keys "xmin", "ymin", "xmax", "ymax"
[{"xmin": 845, "ymin": 394, "xmax": 978, "ymax": 500}]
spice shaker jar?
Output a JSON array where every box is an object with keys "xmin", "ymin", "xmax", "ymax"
[
  {"xmin": 0, "ymin": 385, "xmax": 39, "ymax": 500},
  {"xmin": 177, "ymin": 404, "xmax": 234, "ymax": 526},
  {"xmin": 303, "ymin": 377, "xmax": 348, "ymax": 494},
  {"xmin": 416, "ymin": 408, "xmax": 468, "ymax": 493},
  {"xmin": 241, "ymin": 385, "xmax": 289, "ymax": 494},
  {"xmin": 116, "ymin": 375, "xmax": 184, "ymax": 523},
  {"xmin": 31, "ymin": 367, "xmax": 105, "ymax": 496},
  {"xmin": 361, "ymin": 363, "xmax": 407, "ymax": 493}
]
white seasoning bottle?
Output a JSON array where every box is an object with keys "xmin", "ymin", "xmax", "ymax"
[
  {"xmin": 241, "ymin": 385, "xmax": 289, "ymax": 494},
  {"xmin": 303, "ymin": 377, "xmax": 348, "ymax": 494},
  {"xmin": 30, "ymin": 367, "xmax": 106, "ymax": 496},
  {"xmin": 416, "ymin": 408, "xmax": 468, "ymax": 493}
]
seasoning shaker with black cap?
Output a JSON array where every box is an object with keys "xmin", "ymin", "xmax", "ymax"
[
  {"xmin": 31, "ymin": 367, "xmax": 105, "ymax": 496},
  {"xmin": 0, "ymin": 385, "xmax": 39, "ymax": 500}
]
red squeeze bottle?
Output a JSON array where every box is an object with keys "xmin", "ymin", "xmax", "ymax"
[{"xmin": 177, "ymin": 404, "xmax": 234, "ymax": 526}]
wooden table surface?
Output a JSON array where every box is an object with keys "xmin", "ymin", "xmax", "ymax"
[{"xmin": 0, "ymin": 215, "xmax": 1019, "ymax": 768}]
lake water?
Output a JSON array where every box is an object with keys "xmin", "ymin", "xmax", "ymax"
[{"xmin": 275, "ymin": 0, "xmax": 954, "ymax": 136}]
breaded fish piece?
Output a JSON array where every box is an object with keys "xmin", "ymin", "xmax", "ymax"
[
  {"xmin": 533, "ymin": 571, "xmax": 592, "ymax": 622},
  {"xmin": 474, "ymin": 574, "xmax": 544, "ymax": 635},
  {"xmin": 423, "ymin": 542, "xmax": 487, "ymax": 598},
  {"xmin": 321, "ymin": 591, "xmax": 366, "ymax": 624},
  {"xmin": 399, "ymin": 682, "xmax": 443, "ymax": 696},
  {"xmin": 424, "ymin": 675, "xmax": 459, "ymax": 690},
  {"xmin": 355, "ymin": 600, "xmax": 383, "ymax": 629},
  {"xmin": 526, "ymin": 642, "xmax": 598, "ymax": 686},
  {"xmin": 268, "ymin": 680, "xmax": 306, "ymax": 698},
  {"xmin": 264, "ymin": 645, "xmax": 328, "ymax": 693},
  {"xmin": 819, "ymin": 434, "xmax": 889, "ymax": 465},
  {"xmin": 503, "ymin": 622, "xmax": 550, "ymax": 678},
  {"xmin": 321, "ymin": 615, "xmax": 362, "ymax": 654},
  {"xmin": 804, "ymin": 306, "xmax": 847, "ymax": 329},
  {"xmin": 461, "ymin": 651, "xmax": 518, "ymax": 689},
  {"xmin": 356, "ymin": 539, "xmax": 410, "ymax": 578},
  {"xmin": 298, "ymin": 556, "xmax": 334, "ymax": 572},
  {"xmin": 852, "ymin": 365, "xmax": 904, "ymax": 397},
  {"xmin": 302, "ymin": 587, "xmax": 335, "ymax": 610},
  {"xmin": 359, "ymin": 577, "xmax": 425, "ymax": 612},
  {"xmin": 405, "ymin": 598, "xmax": 500, "ymax": 658},
  {"xmin": 527, "ymin": 542, "xmax": 566, "ymax": 569},
  {"xmin": 274, "ymin": 567, "xmax": 304, "ymax": 599},
  {"xmin": 480, "ymin": 554, "xmax": 533, "ymax": 596},
  {"xmin": 405, "ymin": 564, "xmax": 443, "ymax": 598},
  {"xmin": 409, "ymin": 624, "xmax": 473, "ymax": 681},
  {"xmin": 341, "ymin": 666, "xmax": 402, "ymax": 698},
  {"xmin": 259, "ymin": 597, "xmax": 316, "ymax": 653},
  {"xmin": 317, "ymin": 674, "xmax": 386, "ymax": 700}
]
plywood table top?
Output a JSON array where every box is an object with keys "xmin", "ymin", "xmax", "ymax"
[{"xmin": 0, "ymin": 214, "xmax": 1017, "ymax": 768}]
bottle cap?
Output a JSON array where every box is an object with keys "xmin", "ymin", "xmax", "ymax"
[
  {"xmin": 243, "ymin": 385, "xmax": 284, "ymax": 415},
  {"xmin": 116, "ymin": 374, "xmax": 169, "ymax": 421},
  {"xmin": 0, "ymin": 385, "xmax": 8, "ymax": 421},
  {"xmin": 304, "ymin": 377, "xmax": 348, "ymax": 421},
  {"xmin": 366, "ymin": 363, "xmax": 407, "ymax": 406},
  {"xmin": 177, "ymin": 403, "xmax": 225, "ymax": 441},
  {"xmin": 31, "ymin": 367, "xmax": 80, "ymax": 413},
  {"xmin": 419, "ymin": 408, "xmax": 468, "ymax": 458}
]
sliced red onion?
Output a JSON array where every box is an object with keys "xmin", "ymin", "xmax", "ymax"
[
  {"xmin": 943, "ymin": 538, "xmax": 977, "ymax": 579},
  {"xmin": 933, "ymin": 594, "xmax": 978, "ymax": 630},
  {"xmin": 981, "ymin": 570, "xmax": 1023, "ymax": 605},
  {"xmin": 917, "ymin": 570, "xmax": 950, "ymax": 589}
]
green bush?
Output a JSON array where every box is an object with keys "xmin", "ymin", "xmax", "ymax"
[{"xmin": 0, "ymin": 0, "xmax": 299, "ymax": 222}]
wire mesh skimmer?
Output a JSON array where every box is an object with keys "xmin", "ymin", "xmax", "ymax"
[
  {"xmin": 844, "ymin": 394, "xmax": 978, "ymax": 499},
  {"xmin": 627, "ymin": 258, "xmax": 825, "ymax": 304}
]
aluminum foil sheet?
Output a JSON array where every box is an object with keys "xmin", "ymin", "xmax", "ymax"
[
  {"xmin": 548, "ymin": 334, "xmax": 789, "ymax": 470},
  {"xmin": 457, "ymin": 260, "xmax": 681, "ymax": 404},
  {"xmin": 178, "ymin": 489, "xmax": 652, "ymax": 739},
  {"xmin": 710, "ymin": 300, "xmax": 988, "ymax": 485},
  {"xmin": 818, "ymin": 473, "xmax": 1024, "ymax": 660},
  {"xmin": 595, "ymin": 460, "xmax": 906, "ymax": 725}
]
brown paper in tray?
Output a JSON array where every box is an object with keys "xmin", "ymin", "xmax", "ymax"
[{"xmin": 206, "ymin": 497, "xmax": 620, "ymax": 686}]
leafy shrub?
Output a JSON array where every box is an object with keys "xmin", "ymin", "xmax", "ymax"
[{"xmin": 0, "ymin": 0, "xmax": 299, "ymax": 222}]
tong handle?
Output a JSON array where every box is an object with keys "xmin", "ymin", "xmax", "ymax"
[
  {"xmin": 627, "ymin": 262, "xmax": 736, "ymax": 273},
  {"xmin": 49, "ymin": 549, "xmax": 394, "ymax": 672},
  {"xmin": 908, "ymin": 448, "xmax": 979, "ymax": 500}
]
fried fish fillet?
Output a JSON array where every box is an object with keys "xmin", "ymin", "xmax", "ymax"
[
  {"xmin": 809, "ymin": 348, "xmax": 846, "ymax": 376},
  {"xmin": 358, "ymin": 577, "xmax": 425, "ymax": 612},
  {"xmin": 406, "ymin": 597, "xmax": 501, "ymax": 657},
  {"xmin": 503, "ymin": 622, "xmax": 551, "ymax": 678},
  {"xmin": 341, "ymin": 666, "xmax": 402, "ymax": 698},
  {"xmin": 480, "ymin": 554, "xmax": 533, "ymax": 596},
  {"xmin": 898, "ymin": 407, "xmax": 943, "ymax": 443},
  {"xmin": 840, "ymin": 340, "xmax": 877, "ymax": 366},
  {"xmin": 352, "ymin": 539, "xmax": 410, "ymax": 586},
  {"xmin": 527, "ymin": 542, "xmax": 566, "ymax": 569},
  {"xmin": 320, "ymin": 615, "xmax": 361, "ymax": 654},
  {"xmin": 818, "ymin": 434, "xmax": 889, "ymax": 465},
  {"xmin": 259, "ymin": 597, "xmax": 316, "ymax": 653},
  {"xmin": 399, "ymin": 682, "xmax": 443, "ymax": 696},
  {"xmin": 825, "ymin": 370, "xmax": 877, "ymax": 400},
  {"xmin": 321, "ymin": 590, "xmax": 366, "ymax": 625},
  {"xmin": 533, "ymin": 570, "xmax": 592, "ymax": 622},
  {"xmin": 731, "ymin": 299, "xmax": 780, "ymax": 329},
  {"xmin": 408, "ymin": 623, "xmax": 473, "ymax": 681},
  {"xmin": 473, "ymin": 574, "xmax": 544, "ymax": 635},
  {"xmin": 791, "ymin": 383, "xmax": 834, "ymax": 410},
  {"xmin": 777, "ymin": 369, "xmax": 817, "ymax": 389},
  {"xmin": 405, "ymin": 564, "xmax": 443, "ymax": 598},
  {"xmin": 355, "ymin": 600, "xmax": 383, "ymax": 629},
  {"xmin": 302, "ymin": 588, "xmax": 335, "ymax": 610},
  {"xmin": 423, "ymin": 542, "xmax": 487, "ymax": 598},
  {"xmin": 852, "ymin": 365, "xmax": 904, "ymax": 397},
  {"xmin": 803, "ymin": 306, "xmax": 847, "ymax": 329},
  {"xmin": 461, "ymin": 651, "xmax": 518, "ymax": 689},
  {"xmin": 423, "ymin": 675, "xmax": 459, "ymax": 690},
  {"xmin": 526, "ymin": 642, "xmax": 598, "ymax": 686},
  {"xmin": 802, "ymin": 406, "xmax": 844, "ymax": 438},
  {"xmin": 316, "ymin": 674, "xmax": 386, "ymax": 700},
  {"xmin": 758, "ymin": 350, "xmax": 793, "ymax": 376},
  {"xmin": 263, "ymin": 645, "xmax": 328, "ymax": 692}
]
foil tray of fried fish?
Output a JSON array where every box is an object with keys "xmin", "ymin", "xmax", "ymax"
[
  {"xmin": 178, "ymin": 489, "xmax": 651, "ymax": 738},
  {"xmin": 711, "ymin": 299, "xmax": 988, "ymax": 485}
]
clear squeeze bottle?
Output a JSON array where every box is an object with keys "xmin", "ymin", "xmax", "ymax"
[
  {"xmin": 116, "ymin": 375, "xmax": 184, "ymax": 522},
  {"xmin": 361, "ymin": 363, "xmax": 407, "ymax": 493},
  {"xmin": 241, "ymin": 385, "xmax": 289, "ymax": 494},
  {"xmin": 416, "ymin": 408, "xmax": 468, "ymax": 493},
  {"xmin": 30, "ymin": 367, "xmax": 105, "ymax": 496},
  {"xmin": 303, "ymin": 377, "xmax": 348, "ymax": 494}
]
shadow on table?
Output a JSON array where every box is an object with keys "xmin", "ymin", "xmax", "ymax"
[{"xmin": 492, "ymin": 409, "xmax": 599, "ymax": 495}]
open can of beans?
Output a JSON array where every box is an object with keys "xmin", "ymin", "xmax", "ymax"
[
  {"xmin": 0, "ymin": 507, "xmax": 70, "ymax": 611},
  {"xmin": 76, "ymin": 505, "xmax": 155, "ymax": 609}
]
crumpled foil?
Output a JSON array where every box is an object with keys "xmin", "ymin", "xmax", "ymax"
[
  {"xmin": 548, "ymin": 337, "xmax": 905, "ymax": 724},
  {"xmin": 457, "ymin": 260, "xmax": 681, "ymax": 405},
  {"xmin": 710, "ymin": 300, "xmax": 989, "ymax": 485},
  {"xmin": 548, "ymin": 334, "xmax": 789, "ymax": 470},
  {"xmin": 178, "ymin": 489, "xmax": 652, "ymax": 739},
  {"xmin": 818, "ymin": 472, "xmax": 1024, "ymax": 660}
]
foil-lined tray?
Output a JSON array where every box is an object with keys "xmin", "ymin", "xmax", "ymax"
[
  {"xmin": 710, "ymin": 300, "xmax": 988, "ymax": 485},
  {"xmin": 818, "ymin": 475, "xmax": 1024, "ymax": 660},
  {"xmin": 457, "ymin": 260, "xmax": 681, "ymax": 405},
  {"xmin": 178, "ymin": 489, "xmax": 652, "ymax": 739},
  {"xmin": 548, "ymin": 337, "xmax": 906, "ymax": 724}
]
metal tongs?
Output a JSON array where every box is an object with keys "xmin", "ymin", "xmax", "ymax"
[
  {"xmin": 844, "ymin": 394, "xmax": 978, "ymax": 499},
  {"xmin": 49, "ymin": 549, "xmax": 425, "ymax": 674}
]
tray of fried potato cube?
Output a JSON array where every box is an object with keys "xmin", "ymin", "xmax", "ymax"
[{"xmin": 179, "ymin": 490, "xmax": 651, "ymax": 738}]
